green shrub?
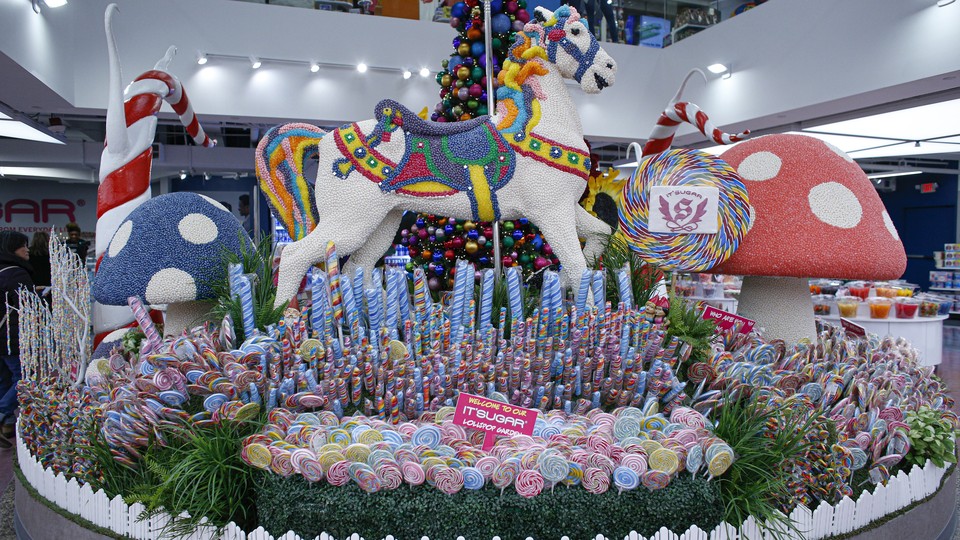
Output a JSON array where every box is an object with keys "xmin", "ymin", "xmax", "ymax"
[
  {"xmin": 905, "ymin": 406, "xmax": 958, "ymax": 468},
  {"xmin": 258, "ymin": 472, "xmax": 723, "ymax": 540}
]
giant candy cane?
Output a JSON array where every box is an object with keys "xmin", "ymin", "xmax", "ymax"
[
  {"xmin": 94, "ymin": 4, "xmax": 216, "ymax": 345},
  {"xmin": 639, "ymin": 69, "xmax": 750, "ymax": 158}
]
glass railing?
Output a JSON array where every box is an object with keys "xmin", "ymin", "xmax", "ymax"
[{"xmin": 230, "ymin": 0, "xmax": 770, "ymax": 46}]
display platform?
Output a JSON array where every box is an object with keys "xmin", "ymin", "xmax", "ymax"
[{"xmin": 819, "ymin": 314, "xmax": 947, "ymax": 366}]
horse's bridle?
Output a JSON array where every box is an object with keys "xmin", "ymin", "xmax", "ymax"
[{"xmin": 545, "ymin": 26, "xmax": 600, "ymax": 84}]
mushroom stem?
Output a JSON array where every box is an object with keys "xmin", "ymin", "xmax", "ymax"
[
  {"xmin": 163, "ymin": 300, "xmax": 217, "ymax": 337},
  {"xmin": 736, "ymin": 276, "xmax": 817, "ymax": 344}
]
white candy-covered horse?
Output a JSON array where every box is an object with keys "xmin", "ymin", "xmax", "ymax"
[{"xmin": 260, "ymin": 6, "xmax": 616, "ymax": 305}]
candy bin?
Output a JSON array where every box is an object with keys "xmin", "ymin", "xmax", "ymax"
[
  {"xmin": 874, "ymin": 282, "xmax": 897, "ymax": 298},
  {"xmin": 812, "ymin": 294, "xmax": 832, "ymax": 316},
  {"xmin": 918, "ymin": 296, "xmax": 940, "ymax": 318},
  {"xmin": 701, "ymin": 282, "xmax": 722, "ymax": 298},
  {"xmin": 937, "ymin": 296, "xmax": 955, "ymax": 316},
  {"xmin": 809, "ymin": 280, "xmax": 822, "ymax": 294},
  {"xmin": 820, "ymin": 280, "xmax": 841, "ymax": 296},
  {"xmin": 894, "ymin": 283, "xmax": 917, "ymax": 297},
  {"xmin": 836, "ymin": 296, "xmax": 861, "ymax": 318},
  {"xmin": 894, "ymin": 297, "xmax": 919, "ymax": 319},
  {"xmin": 867, "ymin": 297, "xmax": 892, "ymax": 319},
  {"xmin": 847, "ymin": 281, "xmax": 871, "ymax": 301}
]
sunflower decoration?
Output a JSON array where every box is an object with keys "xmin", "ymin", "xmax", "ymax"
[{"xmin": 581, "ymin": 166, "xmax": 627, "ymax": 231}]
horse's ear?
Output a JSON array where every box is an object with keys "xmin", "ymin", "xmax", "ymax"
[{"xmin": 534, "ymin": 6, "xmax": 552, "ymax": 23}]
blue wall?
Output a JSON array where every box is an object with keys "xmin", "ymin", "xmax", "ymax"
[{"xmin": 878, "ymin": 169, "xmax": 958, "ymax": 289}]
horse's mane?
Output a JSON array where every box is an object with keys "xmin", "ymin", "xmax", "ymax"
[{"xmin": 497, "ymin": 5, "xmax": 580, "ymax": 91}]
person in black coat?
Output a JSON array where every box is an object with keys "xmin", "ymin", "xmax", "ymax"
[
  {"xmin": 28, "ymin": 231, "xmax": 51, "ymax": 289},
  {"xmin": 0, "ymin": 231, "xmax": 33, "ymax": 445}
]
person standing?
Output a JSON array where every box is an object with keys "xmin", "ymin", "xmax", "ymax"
[
  {"xmin": 29, "ymin": 231, "xmax": 52, "ymax": 289},
  {"xmin": 64, "ymin": 222, "xmax": 90, "ymax": 264},
  {"xmin": 0, "ymin": 231, "xmax": 33, "ymax": 446},
  {"xmin": 239, "ymin": 195, "xmax": 255, "ymax": 238}
]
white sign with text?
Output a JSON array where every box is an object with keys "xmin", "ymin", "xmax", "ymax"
[{"xmin": 648, "ymin": 185, "xmax": 719, "ymax": 234}]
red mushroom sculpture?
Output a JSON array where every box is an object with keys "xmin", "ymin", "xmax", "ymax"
[{"xmin": 712, "ymin": 134, "xmax": 907, "ymax": 343}]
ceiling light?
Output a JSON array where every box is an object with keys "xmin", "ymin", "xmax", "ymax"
[
  {"xmin": 179, "ymin": 171, "xmax": 187, "ymax": 180},
  {"xmin": 357, "ymin": 63, "xmax": 368, "ymax": 73},
  {"xmin": 402, "ymin": 70, "xmax": 412, "ymax": 79},
  {"xmin": 250, "ymin": 57, "xmax": 261, "ymax": 69},
  {"xmin": 44, "ymin": 0, "xmax": 67, "ymax": 7},
  {"xmin": 204, "ymin": 172, "xmax": 211, "ymax": 181},
  {"xmin": 0, "ymin": 166, "xmax": 94, "ymax": 182},
  {"xmin": 938, "ymin": 0, "xmax": 956, "ymax": 6},
  {"xmin": 865, "ymin": 170, "xmax": 922, "ymax": 179},
  {"xmin": 419, "ymin": 67, "xmax": 430, "ymax": 77},
  {"xmin": 196, "ymin": 52, "xmax": 208, "ymax": 65},
  {"xmin": 310, "ymin": 62, "xmax": 320, "ymax": 73},
  {"xmin": 0, "ymin": 119, "xmax": 65, "ymax": 144},
  {"xmin": 707, "ymin": 63, "xmax": 729, "ymax": 75}
]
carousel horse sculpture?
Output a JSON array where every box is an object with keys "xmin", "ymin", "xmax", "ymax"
[{"xmin": 262, "ymin": 6, "xmax": 617, "ymax": 305}]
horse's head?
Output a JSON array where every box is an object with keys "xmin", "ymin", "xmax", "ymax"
[{"xmin": 535, "ymin": 5, "xmax": 617, "ymax": 94}]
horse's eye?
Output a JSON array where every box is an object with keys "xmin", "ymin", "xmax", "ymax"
[{"xmin": 571, "ymin": 27, "xmax": 580, "ymax": 36}]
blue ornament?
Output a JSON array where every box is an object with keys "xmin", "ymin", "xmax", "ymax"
[
  {"xmin": 451, "ymin": 2, "xmax": 468, "ymax": 19},
  {"xmin": 448, "ymin": 55, "xmax": 463, "ymax": 71},
  {"xmin": 453, "ymin": 37, "xmax": 462, "ymax": 48},
  {"xmin": 531, "ymin": 236, "xmax": 544, "ymax": 250},
  {"xmin": 518, "ymin": 218, "xmax": 529, "ymax": 226},
  {"xmin": 471, "ymin": 41, "xmax": 485, "ymax": 58},
  {"xmin": 434, "ymin": 264, "xmax": 445, "ymax": 276},
  {"xmin": 467, "ymin": 229, "xmax": 479, "ymax": 240},
  {"xmin": 512, "ymin": 230, "xmax": 524, "ymax": 241},
  {"xmin": 491, "ymin": 13, "xmax": 512, "ymax": 34},
  {"xmin": 432, "ymin": 251, "xmax": 443, "ymax": 263},
  {"xmin": 444, "ymin": 224, "xmax": 455, "ymax": 235},
  {"xmin": 491, "ymin": 0, "xmax": 503, "ymax": 11},
  {"xmin": 416, "ymin": 217, "xmax": 426, "ymax": 228},
  {"xmin": 478, "ymin": 257, "xmax": 490, "ymax": 265}
]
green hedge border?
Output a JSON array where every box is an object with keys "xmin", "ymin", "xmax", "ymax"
[{"xmin": 13, "ymin": 454, "xmax": 957, "ymax": 540}]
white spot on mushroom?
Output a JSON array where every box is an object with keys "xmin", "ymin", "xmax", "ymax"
[
  {"xmin": 146, "ymin": 268, "xmax": 197, "ymax": 304},
  {"xmin": 807, "ymin": 182, "xmax": 863, "ymax": 229},
  {"xmin": 737, "ymin": 151, "xmax": 781, "ymax": 181},
  {"xmin": 108, "ymin": 220, "xmax": 133, "ymax": 257},
  {"xmin": 882, "ymin": 210, "xmax": 900, "ymax": 241},
  {"xmin": 746, "ymin": 205, "xmax": 756, "ymax": 234},
  {"xmin": 178, "ymin": 213, "xmax": 218, "ymax": 244},
  {"xmin": 198, "ymin": 195, "xmax": 230, "ymax": 213},
  {"xmin": 822, "ymin": 141, "xmax": 855, "ymax": 163}
]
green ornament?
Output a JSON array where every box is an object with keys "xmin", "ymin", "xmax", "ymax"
[
  {"xmin": 455, "ymin": 80, "xmax": 465, "ymax": 88},
  {"xmin": 467, "ymin": 99, "xmax": 479, "ymax": 110},
  {"xmin": 455, "ymin": 224, "xmax": 464, "ymax": 232},
  {"xmin": 472, "ymin": 67, "xmax": 484, "ymax": 81},
  {"xmin": 477, "ymin": 105, "xmax": 488, "ymax": 115},
  {"xmin": 452, "ymin": 105, "xmax": 464, "ymax": 116},
  {"xmin": 492, "ymin": 38, "xmax": 502, "ymax": 50},
  {"xmin": 442, "ymin": 59, "xmax": 450, "ymax": 68},
  {"xmin": 519, "ymin": 253, "xmax": 532, "ymax": 264},
  {"xmin": 503, "ymin": 221, "xmax": 515, "ymax": 232},
  {"xmin": 502, "ymin": 237, "xmax": 515, "ymax": 248}
]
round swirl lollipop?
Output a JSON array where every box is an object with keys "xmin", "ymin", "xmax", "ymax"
[
  {"xmin": 515, "ymin": 469, "xmax": 545, "ymax": 498},
  {"xmin": 618, "ymin": 149, "xmax": 751, "ymax": 271},
  {"xmin": 581, "ymin": 467, "xmax": 610, "ymax": 494},
  {"xmin": 402, "ymin": 461, "xmax": 426, "ymax": 486},
  {"xmin": 620, "ymin": 453, "xmax": 648, "ymax": 475},
  {"xmin": 707, "ymin": 450, "xmax": 733, "ymax": 477},
  {"xmin": 300, "ymin": 456, "xmax": 324, "ymax": 482},
  {"xmin": 376, "ymin": 460, "xmax": 404, "ymax": 490},
  {"xmin": 475, "ymin": 455, "xmax": 501, "ymax": 478},
  {"xmin": 613, "ymin": 466, "xmax": 640, "ymax": 492},
  {"xmin": 537, "ymin": 453, "xmax": 570, "ymax": 484},
  {"xmin": 613, "ymin": 416, "xmax": 641, "ymax": 441},
  {"xmin": 461, "ymin": 466, "xmax": 486, "ymax": 490},
  {"xmin": 686, "ymin": 444, "xmax": 703, "ymax": 475},
  {"xmin": 433, "ymin": 466, "xmax": 464, "ymax": 495},
  {"xmin": 242, "ymin": 442, "xmax": 272, "ymax": 470},
  {"xmin": 412, "ymin": 425, "xmax": 442, "ymax": 448},
  {"xmin": 562, "ymin": 461, "xmax": 584, "ymax": 486},
  {"xmin": 492, "ymin": 458, "xmax": 521, "ymax": 490},
  {"xmin": 641, "ymin": 470, "xmax": 671, "ymax": 490},
  {"xmin": 649, "ymin": 448, "xmax": 680, "ymax": 475}
]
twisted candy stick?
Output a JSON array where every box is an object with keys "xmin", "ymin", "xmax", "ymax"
[
  {"xmin": 95, "ymin": 6, "xmax": 215, "ymax": 344},
  {"xmin": 638, "ymin": 69, "xmax": 748, "ymax": 158}
]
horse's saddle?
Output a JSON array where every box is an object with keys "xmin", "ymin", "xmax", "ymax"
[{"xmin": 375, "ymin": 99, "xmax": 489, "ymax": 137}]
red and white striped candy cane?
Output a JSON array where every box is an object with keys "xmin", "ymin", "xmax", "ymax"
[
  {"xmin": 641, "ymin": 101, "xmax": 750, "ymax": 157},
  {"xmin": 94, "ymin": 5, "xmax": 215, "ymax": 345}
]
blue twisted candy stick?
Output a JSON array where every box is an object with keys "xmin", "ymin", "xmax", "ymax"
[
  {"xmin": 479, "ymin": 269, "xmax": 495, "ymax": 332},
  {"xmin": 385, "ymin": 268, "xmax": 400, "ymax": 330},
  {"xmin": 617, "ymin": 267, "xmax": 633, "ymax": 310},
  {"xmin": 238, "ymin": 276, "xmax": 257, "ymax": 339},
  {"xmin": 591, "ymin": 271, "xmax": 605, "ymax": 308},
  {"xmin": 366, "ymin": 288, "xmax": 384, "ymax": 331},
  {"xmin": 311, "ymin": 270, "xmax": 327, "ymax": 339},
  {"xmin": 505, "ymin": 266, "xmax": 523, "ymax": 324},
  {"xmin": 576, "ymin": 269, "xmax": 592, "ymax": 312}
]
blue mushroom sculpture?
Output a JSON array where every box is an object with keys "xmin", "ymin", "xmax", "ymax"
[{"xmin": 94, "ymin": 192, "xmax": 253, "ymax": 336}]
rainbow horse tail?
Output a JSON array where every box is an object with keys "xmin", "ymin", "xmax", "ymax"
[{"xmin": 255, "ymin": 123, "xmax": 326, "ymax": 241}]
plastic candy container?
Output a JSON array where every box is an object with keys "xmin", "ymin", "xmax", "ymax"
[
  {"xmin": 894, "ymin": 298, "xmax": 919, "ymax": 319},
  {"xmin": 847, "ymin": 281, "xmax": 871, "ymax": 301},
  {"xmin": 836, "ymin": 296, "xmax": 861, "ymax": 318},
  {"xmin": 874, "ymin": 283, "xmax": 897, "ymax": 298},
  {"xmin": 812, "ymin": 295, "xmax": 832, "ymax": 316},
  {"xmin": 919, "ymin": 298, "xmax": 940, "ymax": 318},
  {"xmin": 867, "ymin": 297, "xmax": 892, "ymax": 319}
]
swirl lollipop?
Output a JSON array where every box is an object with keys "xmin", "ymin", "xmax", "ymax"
[
  {"xmin": 613, "ymin": 466, "xmax": 640, "ymax": 492},
  {"xmin": 461, "ymin": 466, "xmax": 486, "ymax": 490},
  {"xmin": 434, "ymin": 466, "xmax": 464, "ymax": 495},
  {"xmin": 402, "ymin": 461, "xmax": 426, "ymax": 486},
  {"xmin": 492, "ymin": 458, "xmax": 521, "ymax": 490},
  {"xmin": 515, "ymin": 469, "xmax": 545, "ymax": 498},
  {"xmin": 618, "ymin": 149, "xmax": 751, "ymax": 271},
  {"xmin": 537, "ymin": 453, "xmax": 570, "ymax": 484},
  {"xmin": 581, "ymin": 467, "xmax": 610, "ymax": 494},
  {"xmin": 327, "ymin": 460, "xmax": 351, "ymax": 486}
]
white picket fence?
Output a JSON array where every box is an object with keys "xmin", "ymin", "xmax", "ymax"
[{"xmin": 16, "ymin": 428, "xmax": 950, "ymax": 540}]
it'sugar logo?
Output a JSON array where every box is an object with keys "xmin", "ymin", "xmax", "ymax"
[{"xmin": 649, "ymin": 186, "xmax": 720, "ymax": 235}]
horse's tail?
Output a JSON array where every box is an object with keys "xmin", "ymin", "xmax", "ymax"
[{"xmin": 255, "ymin": 123, "xmax": 326, "ymax": 241}]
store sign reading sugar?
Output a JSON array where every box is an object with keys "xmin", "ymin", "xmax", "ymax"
[
  {"xmin": 454, "ymin": 393, "xmax": 538, "ymax": 450},
  {"xmin": 648, "ymin": 185, "xmax": 719, "ymax": 234}
]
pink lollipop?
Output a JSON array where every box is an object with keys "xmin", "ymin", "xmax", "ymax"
[
  {"xmin": 327, "ymin": 460, "xmax": 351, "ymax": 486},
  {"xmin": 269, "ymin": 447, "xmax": 295, "ymax": 477},
  {"xmin": 515, "ymin": 469, "xmax": 545, "ymax": 498},
  {"xmin": 376, "ymin": 461, "xmax": 404, "ymax": 490},
  {"xmin": 402, "ymin": 461, "xmax": 425, "ymax": 486},
  {"xmin": 581, "ymin": 467, "xmax": 610, "ymax": 494},
  {"xmin": 300, "ymin": 457, "xmax": 324, "ymax": 482},
  {"xmin": 620, "ymin": 453, "xmax": 648, "ymax": 475},
  {"xmin": 475, "ymin": 455, "xmax": 501, "ymax": 478},
  {"xmin": 492, "ymin": 458, "xmax": 521, "ymax": 490},
  {"xmin": 434, "ymin": 467, "xmax": 464, "ymax": 495}
]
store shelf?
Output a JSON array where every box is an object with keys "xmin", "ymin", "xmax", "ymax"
[{"xmin": 930, "ymin": 287, "xmax": 960, "ymax": 292}]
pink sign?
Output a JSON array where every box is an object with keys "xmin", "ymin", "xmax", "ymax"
[
  {"xmin": 840, "ymin": 317, "xmax": 867, "ymax": 338},
  {"xmin": 453, "ymin": 393, "xmax": 538, "ymax": 450},
  {"xmin": 702, "ymin": 305, "xmax": 755, "ymax": 334}
]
